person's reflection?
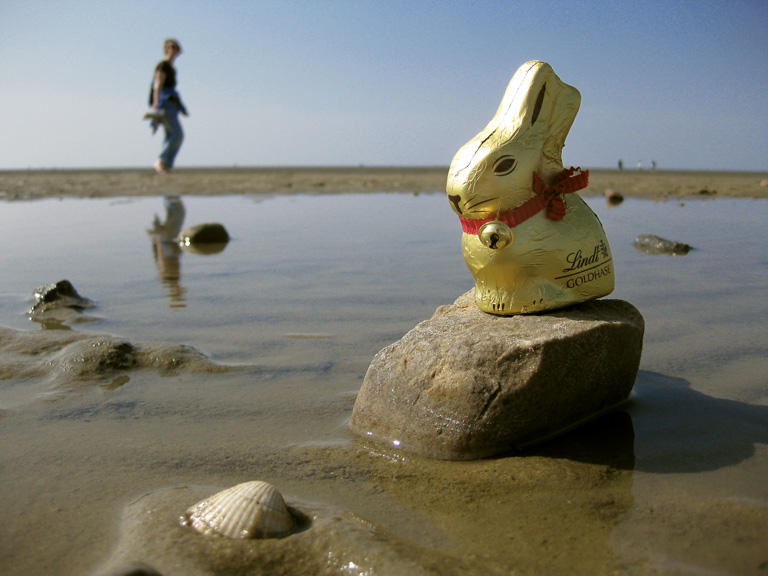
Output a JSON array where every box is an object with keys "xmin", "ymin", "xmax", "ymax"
[{"xmin": 147, "ymin": 196, "xmax": 186, "ymax": 307}]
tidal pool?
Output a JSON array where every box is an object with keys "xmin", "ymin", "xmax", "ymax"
[{"xmin": 0, "ymin": 192, "xmax": 766, "ymax": 575}]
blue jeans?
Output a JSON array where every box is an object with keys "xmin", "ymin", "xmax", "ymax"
[{"xmin": 159, "ymin": 101, "xmax": 184, "ymax": 168}]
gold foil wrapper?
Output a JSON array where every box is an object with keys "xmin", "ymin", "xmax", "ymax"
[{"xmin": 446, "ymin": 61, "xmax": 614, "ymax": 314}]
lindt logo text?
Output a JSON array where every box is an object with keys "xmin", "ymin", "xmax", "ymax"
[
  {"xmin": 562, "ymin": 241, "xmax": 610, "ymax": 273},
  {"xmin": 556, "ymin": 241, "xmax": 612, "ymax": 289}
]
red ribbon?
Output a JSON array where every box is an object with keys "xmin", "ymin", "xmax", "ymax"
[{"xmin": 459, "ymin": 167, "xmax": 589, "ymax": 235}]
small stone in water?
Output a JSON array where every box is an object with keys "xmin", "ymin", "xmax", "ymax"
[
  {"xmin": 177, "ymin": 223, "xmax": 229, "ymax": 245},
  {"xmin": 633, "ymin": 234, "xmax": 692, "ymax": 255},
  {"xmin": 30, "ymin": 279, "xmax": 94, "ymax": 314}
]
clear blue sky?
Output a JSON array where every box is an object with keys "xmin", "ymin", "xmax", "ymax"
[{"xmin": 1, "ymin": 0, "xmax": 766, "ymax": 171}]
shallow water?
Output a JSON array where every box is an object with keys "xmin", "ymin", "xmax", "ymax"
[{"xmin": 0, "ymin": 193, "xmax": 766, "ymax": 575}]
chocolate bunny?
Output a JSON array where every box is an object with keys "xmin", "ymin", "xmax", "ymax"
[{"xmin": 446, "ymin": 61, "xmax": 614, "ymax": 314}]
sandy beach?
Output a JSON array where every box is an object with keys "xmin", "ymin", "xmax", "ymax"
[{"xmin": 1, "ymin": 166, "xmax": 767, "ymax": 200}]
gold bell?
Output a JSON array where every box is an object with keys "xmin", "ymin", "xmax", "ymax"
[{"xmin": 478, "ymin": 221, "xmax": 513, "ymax": 250}]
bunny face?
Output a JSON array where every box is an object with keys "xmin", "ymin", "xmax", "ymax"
[
  {"xmin": 447, "ymin": 61, "xmax": 580, "ymax": 217},
  {"xmin": 446, "ymin": 61, "xmax": 614, "ymax": 315}
]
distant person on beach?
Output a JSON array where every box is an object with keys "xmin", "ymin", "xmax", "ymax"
[
  {"xmin": 618, "ymin": 159, "xmax": 623, "ymax": 170},
  {"xmin": 150, "ymin": 38, "xmax": 188, "ymax": 175}
]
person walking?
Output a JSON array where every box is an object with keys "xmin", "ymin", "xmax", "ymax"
[{"xmin": 151, "ymin": 38, "xmax": 188, "ymax": 174}]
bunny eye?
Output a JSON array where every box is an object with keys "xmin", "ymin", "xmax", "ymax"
[{"xmin": 493, "ymin": 156, "xmax": 517, "ymax": 176}]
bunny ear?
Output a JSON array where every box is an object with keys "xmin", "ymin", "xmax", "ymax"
[
  {"xmin": 484, "ymin": 61, "xmax": 553, "ymax": 138},
  {"xmin": 488, "ymin": 61, "xmax": 580, "ymax": 178},
  {"xmin": 448, "ymin": 61, "xmax": 580, "ymax": 188},
  {"xmin": 531, "ymin": 83, "xmax": 546, "ymax": 126}
]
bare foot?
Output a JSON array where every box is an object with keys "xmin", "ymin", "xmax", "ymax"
[{"xmin": 154, "ymin": 160, "xmax": 171, "ymax": 175}]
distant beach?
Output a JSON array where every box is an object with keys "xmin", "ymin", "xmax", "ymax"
[{"xmin": 1, "ymin": 167, "xmax": 767, "ymax": 200}]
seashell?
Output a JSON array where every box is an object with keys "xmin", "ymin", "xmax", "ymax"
[
  {"xmin": 181, "ymin": 481, "xmax": 296, "ymax": 539},
  {"xmin": 101, "ymin": 562, "xmax": 164, "ymax": 576}
]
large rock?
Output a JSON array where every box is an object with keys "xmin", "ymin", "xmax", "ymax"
[{"xmin": 350, "ymin": 291, "xmax": 644, "ymax": 460}]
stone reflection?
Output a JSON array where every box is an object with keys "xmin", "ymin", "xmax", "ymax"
[
  {"xmin": 147, "ymin": 196, "xmax": 186, "ymax": 307},
  {"xmin": 611, "ymin": 371, "xmax": 768, "ymax": 574},
  {"xmin": 365, "ymin": 411, "xmax": 635, "ymax": 574}
]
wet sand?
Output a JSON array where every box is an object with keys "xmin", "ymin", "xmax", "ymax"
[
  {"xmin": 1, "ymin": 170, "xmax": 767, "ymax": 575},
  {"xmin": 1, "ymin": 166, "xmax": 767, "ymax": 200}
]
